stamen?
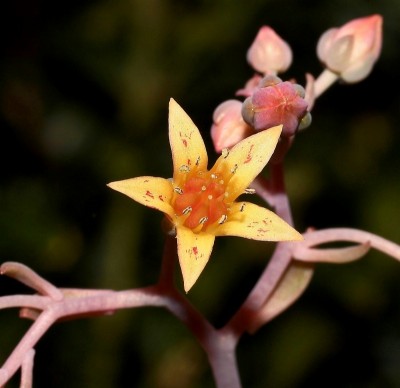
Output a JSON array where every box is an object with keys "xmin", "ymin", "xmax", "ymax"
[
  {"xmin": 182, "ymin": 206, "xmax": 192, "ymax": 215},
  {"xmin": 173, "ymin": 170, "xmax": 229, "ymax": 232},
  {"xmin": 179, "ymin": 165, "xmax": 190, "ymax": 173},
  {"xmin": 240, "ymin": 203, "xmax": 246, "ymax": 212},
  {"xmin": 174, "ymin": 187, "xmax": 183, "ymax": 195},
  {"xmin": 244, "ymin": 188, "xmax": 256, "ymax": 194},
  {"xmin": 218, "ymin": 214, "xmax": 228, "ymax": 224},
  {"xmin": 231, "ymin": 164, "xmax": 238, "ymax": 174},
  {"xmin": 222, "ymin": 148, "xmax": 229, "ymax": 158},
  {"xmin": 199, "ymin": 216, "xmax": 208, "ymax": 224}
]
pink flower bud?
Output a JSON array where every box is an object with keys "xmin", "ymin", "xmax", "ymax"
[
  {"xmin": 247, "ymin": 26, "xmax": 292, "ymax": 75},
  {"xmin": 211, "ymin": 100, "xmax": 253, "ymax": 153},
  {"xmin": 242, "ymin": 76, "xmax": 310, "ymax": 137},
  {"xmin": 317, "ymin": 14, "xmax": 382, "ymax": 83}
]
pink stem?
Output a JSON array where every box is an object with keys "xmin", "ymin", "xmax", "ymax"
[
  {"xmin": 20, "ymin": 349, "xmax": 35, "ymax": 388},
  {"xmin": 227, "ymin": 161, "xmax": 296, "ymax": 334},
  {"xmin": 0, "ymin": 309, "xmax": 56, "ymax": 386},
  {"xmin": 0, "ymin": 295, "xmax": 51, "ymax": 311},
  {"xmin": 1, "ymin": 262, "xmax": 63, "ymax": 301},
  {"xmin": 0, "ymin": 287, "xmax": 166, "ymax": 386},
  {"xmin": 157, "ymin": 234, "xmax": 241, "ymax": 386},
  {"xmin": 249, "ymin": 176, "xmax": 274, "ymax": 206},
  {"xmin": 0, "ymin": 282, "xmax": 241, "ymax": 388},
  {"xmin": 160, "ymin": 287, "xmax": 241, "ymax": 387},
  {"xmin": 300, "ymin": 228, "xmax": 400, "ymax": 261}
]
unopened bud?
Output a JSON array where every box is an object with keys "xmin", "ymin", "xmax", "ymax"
[
  {"xmin": 242, "ymin": 77, "xmax": 309, "ymax": 137},
  {"xmin": 317, "ymin": 14, "xmax": 382, "ymax": 83},
  {"xmin": 247, "ymin": 26, "xmax": 292, "ymax": 75},
  {"xmin": 211, "ymin": 100, "xmax": 253, "ymax": 153}
]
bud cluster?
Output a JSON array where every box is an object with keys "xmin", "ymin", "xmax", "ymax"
[{"xmin": 211, "ymin": 15, "xmax": 382, "ymax": 152}]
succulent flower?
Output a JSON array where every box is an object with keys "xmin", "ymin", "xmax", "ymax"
[{"xmin": 108, "ymin": 99, "xmax": 302, "ymax": 291}]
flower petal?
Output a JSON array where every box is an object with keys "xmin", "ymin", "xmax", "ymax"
[
  {"xmin": 169, "ymin": 99, "xmax": 208, "ymax": 180},
  {"xmin": 107, "ymin": 176, "xmax": 174, "ymax": 217},
  {"xmin": 176, "ymin": 227, "xmax": 215, "ymax": 292},
  {"xmin": 216, "ymin": 202, "xmax": 302, "ymax": 241},
  {"xmin": 214, "ymin": 125, "xmax": 282, "ymax": 201}
]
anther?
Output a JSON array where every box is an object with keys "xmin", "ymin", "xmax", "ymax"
[
  {"xmin": 219, "ymin": 180, "xmax": 224, "ymax": 185},
  {"xmin": 231, "ymin": 164, "xmax": 238, "ymax": 174},
  {"xmin": 240, "ymin": 203, "xmax": 246, "ymax": 212},
  {"xmin": 179, "ymin": 165, "xmax": 190, "ymax": 173},
  {"xmin": 174, "ymin": 187, "xmax": 183, "ymax": 195},
  {"xmin": 244, "ymin": 188, "xmax": 256, "ymax": 194},
  {"xmin": 199, "ymin": 216, "xmax": 208, "ymax": 224},
  {"xmin": 218, "ymin": 214, "xmax": 228, "ymax": 224},
  {"xmin": 201, "ymin": 185, "xmax": 207, "ymax": 191},
  {"xmin": 211, "ymin": 173, "xmax": 217, "ymax": 179},
  {"xmin": 182, "ymin": 206, "xmax": 192, "ymax": 215},
  {"xmin": 208, "ymin": 195, "xmax": 213, "ymax": 200},
  {"xmin": 222, "ymin": 148, "xmax": 229, "ymax": 158}
]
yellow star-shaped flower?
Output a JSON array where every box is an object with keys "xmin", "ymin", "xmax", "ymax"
[{"xmin": 108, "ymin": 99, "xmax": 302, "ymax": 291}]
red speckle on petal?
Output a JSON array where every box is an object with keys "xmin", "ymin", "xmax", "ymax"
[
  {"xmin": 183, "ymin": 139, "xmax": 188, "ymax": 147},
  {"xmin": 146, "ymin": 190, "xmax": 154, "ymax": 199},
  {"xmin": 257, "ymin": 228, "xmax": 269, "ymax": 234},
  {"xmin": 158, "ymin": 195, "xmax": 164, "ymax": 201},
  {"xmin": 244, "ymin": 144, "xmax": 254, "ymax": 164},
  {"xmin": 193, "ymin": 246, "xmax": 198, "ymax": 256}
]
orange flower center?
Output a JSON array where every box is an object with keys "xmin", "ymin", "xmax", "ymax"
[{"xmin": 173, "ymin": 172, "xmax": 228, "ymax": 231}]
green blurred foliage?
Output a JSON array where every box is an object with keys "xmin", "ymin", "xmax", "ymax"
[{"xmin": 1, "ymin": 0, "xmax": 400, "ymax": 387}]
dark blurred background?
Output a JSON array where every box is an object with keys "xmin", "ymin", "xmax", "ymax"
[{"xmin": 1, "ymin": 0, "xmax": 399, "ymax": 387}]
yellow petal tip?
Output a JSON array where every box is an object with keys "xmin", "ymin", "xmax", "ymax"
[
  {"xmin": 177, "ymin": 229, "xmax": 215, "ymax": 293},
  {"xmin": 107, "ymin": 181, "xmax": 120, "ymax": 191}
]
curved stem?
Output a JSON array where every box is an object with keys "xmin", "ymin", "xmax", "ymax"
[
  {"xmin": 227, "ymin": 161, "xmax": 296, "ymax": 334},
  {"xmin": 0, "ymin": 309, "xmax": 56, "ymax": 386},
  {"xmin": 163, "ymin": 288, "xmax": 241, "ymax": 388},
  {"xmin": 300, "ymin": 228, "xmax": 400, "ymax": 261},
  {"xmin": 0, "ymin": 271, "xmax": 241, "ymax": 388},
  {"xmin": 0, "ymin": 287, "xmax": 168, "ymax": 386},
  {"xmin": 157, "ymin": 235, "xmax": 242, "ymax": 387},
  {"xmin": 1, "ymin": 262, "xmax": 63, "ymax": 301},
  {"xmin": 227, "ymin": 242, "xmax": 293, "ymax": 334}
]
